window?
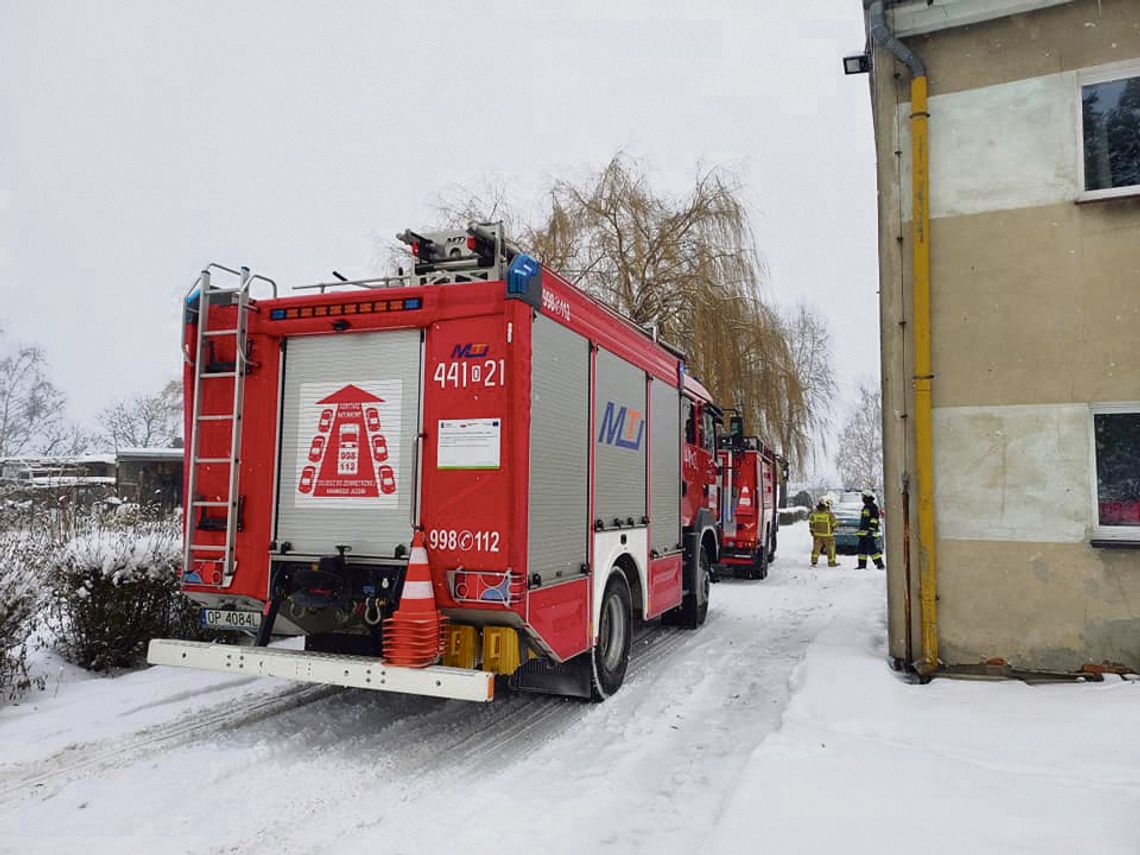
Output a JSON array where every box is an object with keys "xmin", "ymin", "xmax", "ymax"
[
  {"xmin": 701, "ymin": 410, "xmax": 717, "ymax": 453},
  {"xmin": 1090, "ymin": 405, "xmax": 1140, "ymax": 540},
  {"xmin": 1079, "ymin": 61, "xmax": 1140, "ymax": 201}
]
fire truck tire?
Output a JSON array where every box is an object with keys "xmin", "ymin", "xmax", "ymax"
[
  {"xmin": 667, "ymin": 545, "xmax": 710, "ymax": 628},
  {"xmin": 591, "ymin": 571, "xmax": 633, "ymax": 701},
  {"xmin": 746, "ymin": 540, "xmax": 769, "ymax": 581}
]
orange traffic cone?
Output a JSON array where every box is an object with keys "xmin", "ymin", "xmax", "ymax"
[{"xmin": 383, "ymin": 530, "xmax": 446, "ymax": 668}]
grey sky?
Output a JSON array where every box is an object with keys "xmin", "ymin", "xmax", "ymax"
[{"xmin": 0, "ymin": 1, "xmax": 877, "ymax": 467}]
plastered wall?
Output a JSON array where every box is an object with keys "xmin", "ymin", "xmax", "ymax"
[{"xmin": 870, "ymin": 0, "xmax": 1140, "ymax": 672}]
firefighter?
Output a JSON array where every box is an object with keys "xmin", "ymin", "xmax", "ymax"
[
  {"xmin": 857, "ymin": 490, "xmax": 885, "ymax": 569},
  {"xmin": 809, "ymin": 498, "xmax": 839, "ymax": 568}
]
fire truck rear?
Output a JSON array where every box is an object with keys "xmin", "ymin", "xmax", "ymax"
[
  {"xmin": 716, "ymin": 415, "xmax": 787, "ymax": 580},
  {"xmin": 147, "ymin": 223, "xmax": 724, "ymax": 702}
]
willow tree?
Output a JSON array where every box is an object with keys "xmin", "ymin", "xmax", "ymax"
[
  {"xmin": 434, "ymin": 156, "xmax": 812, "ymax": 466},
  {"xmin": 778, "ymin": 303, "xmax": 839, "ymax": 474}
]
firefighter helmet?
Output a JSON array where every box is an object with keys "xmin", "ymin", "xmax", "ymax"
[{"xmin": 862, "ymin": 490, "xmax": 875, "ymax": 501}]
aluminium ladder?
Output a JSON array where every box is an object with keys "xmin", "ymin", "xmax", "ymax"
[{"xmin": 182, "ymin": 264, "xmax": 275, "ymax": 588}]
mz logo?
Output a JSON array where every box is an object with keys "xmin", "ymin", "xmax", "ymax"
[
  {"xmin": 452, "ymin": 342, "xmax": 490, "ymax": 358},
  {"xmin": 598, "ymin": 402, "xmax": 645, "ymax": 451}
]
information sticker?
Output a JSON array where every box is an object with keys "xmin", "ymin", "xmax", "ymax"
[{"xmin": 437, "ymin": 418, "xmax": 501, "ymax": 470}]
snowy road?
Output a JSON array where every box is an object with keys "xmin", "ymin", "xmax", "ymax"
[{"xmin": 0, "ymin": 523, "xmax": 882, "ymax": 855}]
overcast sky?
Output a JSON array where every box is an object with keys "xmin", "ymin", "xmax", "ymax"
[{"xmin": 0, "ymin": 0, "xmax": 877, "ymax": 473}]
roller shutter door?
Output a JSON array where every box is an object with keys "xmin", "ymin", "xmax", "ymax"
[
  {"xmin": 528, "ymin": 317, "xmax": 590, "ymax": 584},
  {"xmin": 275, "ymin": 330, "xmax": 421, "ymax": 557},
  {"xmin": 650, "ymin": 379, "xmax": 681, "ymax": 554},
  {"xmin": 594, "ymin": 348, "xmax": 647, "ymax": 527}
]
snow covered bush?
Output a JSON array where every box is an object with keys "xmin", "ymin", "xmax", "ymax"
[
  {"xmin": 0, "ymin": 526, "xmax": 54, "ymax": 699},
  {"xmin": 778, "ymin": 506, "xmax": 810, "ymax": 525},
  {"xmin": 45, "ymin": 516, "xmax": 201, "ymax": 671}
]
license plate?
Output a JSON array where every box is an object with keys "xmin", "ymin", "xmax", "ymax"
[{"xmin": 200, "ymin": 608, "xmax": 262, "ymax": 631}]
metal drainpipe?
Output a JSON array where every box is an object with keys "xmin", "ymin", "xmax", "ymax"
[{"xmin": 868, "ymin": 1, "xmax": 938, "ymax": 675}]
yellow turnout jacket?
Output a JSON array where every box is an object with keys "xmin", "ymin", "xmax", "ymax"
[{"xmin": 810, "ymin": 509, "xmax": 836, "ymax": 537}]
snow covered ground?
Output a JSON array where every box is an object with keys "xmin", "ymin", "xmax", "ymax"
[{"xmin": 1, "ymin": 521, "xmax": 1137, "ymax": 855}]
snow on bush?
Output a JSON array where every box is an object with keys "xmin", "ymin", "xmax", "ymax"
[
  {"xmin": 45, "ymin": 516, "xmax": 202, "ymax": 672},
  {"xmin": 778, "ymin": 506, "xmax": 810, "ymax": 525},
  {"xmin": 0, "ymin": 526, "xmax": 53, "ymax": 699}
]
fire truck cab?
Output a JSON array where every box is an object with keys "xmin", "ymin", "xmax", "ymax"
[{"xmin": 149, "ymin": 223, "xmax": 725, "ymax": 702}]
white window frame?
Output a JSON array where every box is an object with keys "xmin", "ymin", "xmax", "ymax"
[
  {"xmin": 1088, "ymin": 402, "xmax": 1140, "ymax": 541},
  {"xmin": 1076, "ymin": 58, "xmax": 1140, "ymax": 203}
]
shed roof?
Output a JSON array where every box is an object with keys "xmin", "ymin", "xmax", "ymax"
[{"xmin": 116, "ymin": 447, "xmax": 184, "ymax": 462}]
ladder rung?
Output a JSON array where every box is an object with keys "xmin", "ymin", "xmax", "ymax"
[
  {"xmin": 190, "ymin": 545, "xmax": 228, "ymax": 552},
  {"xmin": 203, "ymin": 328, "xmax": 240, "ymax": 336},
  {"xmin": 192, "ymin": 501, "xmax": 231, "ymax": 507},
  {"xmin": 197, "ymin": 414, "xmax": 235, "ymax": 422},
  {"xmin": 201, "ymin": 371, "xmax": 238, "ymax": 378},
  {"xmin": 194, "ymin": 458, "xmax": 232, "ymax": 464}
]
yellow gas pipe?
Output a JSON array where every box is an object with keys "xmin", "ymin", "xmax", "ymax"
[
  {"xmin": 910, "ymin": 77, "xmax": 938, "ymax": 674},
  {"xmin": 869, "ymin": 2, "xmax": 938, "ymax": 674}
]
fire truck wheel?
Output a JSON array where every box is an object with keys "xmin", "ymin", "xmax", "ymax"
[
  {"xmin": 667, "ymin": 545, "xmax": 710, "ymax": 628},
  {"xmin": 747, "ymin": 542, "xmax": 769, "ymax": 581},
  {"xmin": 747, "ymin": 526, "xmax": 770, "ymax": 580},
  {"xmin": 591, "ymin": 571, "xmax": 633, "ymax": 700},
  {"xmin": 697, "ymin": 546, "xmax": 711, "ymax": 624}
]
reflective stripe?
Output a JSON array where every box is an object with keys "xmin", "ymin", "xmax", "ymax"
[{"xmin": 402, "ymin": 580, "xmax": 434, "ymax": 599}]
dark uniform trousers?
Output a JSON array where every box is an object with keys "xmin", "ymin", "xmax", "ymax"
[{"xmin": 857, "ymin": 505, "xmax": 884, "ymax": 569}]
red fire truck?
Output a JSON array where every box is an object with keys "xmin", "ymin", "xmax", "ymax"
[
  {"xmin": 716, "ymin": 415, "xmax": 786, "ymax": 580},
  {"xmin": 148, "ymin": 223, "xmax": 725, "ymax": 702}
]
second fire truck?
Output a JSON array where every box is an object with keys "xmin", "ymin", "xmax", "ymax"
[{"xmin": 717, "ymin": 415, "xmax": 786, "ymax": 580}]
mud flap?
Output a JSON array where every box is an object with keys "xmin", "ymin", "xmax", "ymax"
[
  {"xmin": 254, "ymin": 564, "xmax": 292, "ymax": 647},
  {"xmin": 509, "ymin": 652, "xmax": 593, "ymax": 699}
]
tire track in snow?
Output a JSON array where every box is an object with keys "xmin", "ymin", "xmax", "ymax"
[
  {"xmin": 217, "ymin": 623, "xmax": 702, "ymax": 854},
  {"xmin": 118, "ymin": 675, "xmax": 260, "ymax": 716},
  {"xmin": 0, "ymin": 617, "xmax": 702, "ymax": 840},
  {"xmin": 0, "ymin": 683, "xmax": 342, "ymax": 802},
  {"xmin": 449, "ymin": 626, "xmax": 698, "ymax": 770},
  {"xmin": 322, "ymin": 602, "xmax": 824, "ymax": 855},
  {"xmin": 384, "ymin": 622, "xmax": 696, "ymax": 770}
]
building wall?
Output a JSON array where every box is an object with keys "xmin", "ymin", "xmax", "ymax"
[{"xmin": 870, "ymin": 0, "xmax": 1140, "ymax": 672}]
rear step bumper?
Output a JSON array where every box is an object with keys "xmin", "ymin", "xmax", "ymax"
[{"xmin": 147, "ymin": 639, "xmax": 495, "ymax": 703}]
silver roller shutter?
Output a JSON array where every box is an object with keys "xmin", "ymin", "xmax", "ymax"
[
  {"xmin": 650, "ymin": 379, "xmax": 681, "ymax": 554},
  {"xmin": 594, "ymin": 347, "xmax": 647, "ymax": 527},
  {"xmin": 275, "ymin": 330, "xmax": 421, "ymax": 558},
  {"xmin": 528, "ymin": 316, "xmax": 590, "ymax": 584}
]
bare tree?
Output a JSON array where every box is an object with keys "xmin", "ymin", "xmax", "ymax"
[
  {"xmin": 426, "ymin": 155, "xmax": 816, "ymax": 466},
  {"xmin": 98, "ymin": 380, "xmax": 182, "ymax": 451},
  {"xmin": 780, "ymin": 303, "xmax": 838, "ymax": 476},
  {"xmin": 0, "ymin": 337, "xmax": 80, "ymax": 458},
  {"xmin": 835, "ymin": 381, "xmax": 883, "ymax": 491}
]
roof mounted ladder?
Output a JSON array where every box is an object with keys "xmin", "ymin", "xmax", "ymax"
[{"xmin": 183, "ymin": 264, "xmax": 275, "ymax": 588}]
